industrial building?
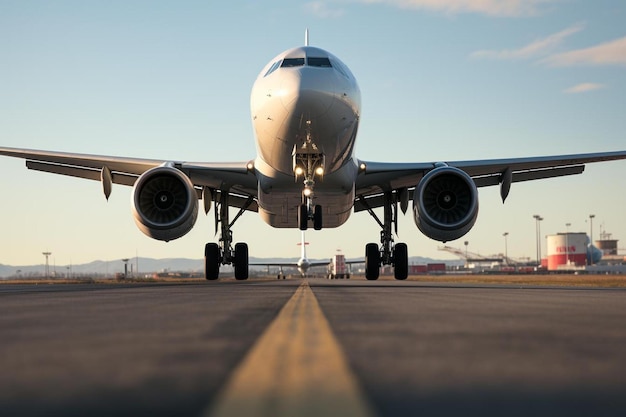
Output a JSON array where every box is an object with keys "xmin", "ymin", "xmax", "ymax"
[{"xmin": 442, "ymin": 229, "xmax": 625, "ymax": 274}]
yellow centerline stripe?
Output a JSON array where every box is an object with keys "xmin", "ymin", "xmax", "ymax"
[{"xmin": 205, "ymin": 281, "xmax": 375, "ymax": 417}]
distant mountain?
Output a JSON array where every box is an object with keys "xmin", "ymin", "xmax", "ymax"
[{"xmin": 0, "ymin": 256, "xmax": 461, "ymax": 278}]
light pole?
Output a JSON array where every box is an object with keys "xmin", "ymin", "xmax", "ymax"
[
  {"xmin": 565, "ymin": 223, "xmax": 571, "ymax": 265},
  {"xmin": 464, "ymin": 241, "xmax": 469, "ymax": 268},
  {"xmin": 533, "ymin": 215, "xmax": 543, "ymax": 267},
  {"xmin": 42, "ymin": 252, "xmax": 51, "ymax": 279},
  {"xmin": 503, "ymin": 232, "xmax": 509, "ymax": 265},
  {"xmin": 589, "ymin": 214, "xmax": 595, "ymax": 265},
  {"xmin": 122, "ymin": 258, "xmax": 130, "ymax": 279}
]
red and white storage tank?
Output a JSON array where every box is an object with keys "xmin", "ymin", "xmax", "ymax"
[{"xmin": 546, "ymin": 233, "xmax": 588, "ymax": 270}]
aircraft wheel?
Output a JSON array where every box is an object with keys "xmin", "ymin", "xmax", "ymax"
[
  {"xmin": 365, "ymin": 243, "xmax": 380, "ymax": 281},
  {"xmin": 313, "ymin": 205, "xmax": 322, "ymax": 230},
  {"xmin": 234, "ymin": 242, "xmax": 249, "ymax": 280},
  {"xmin": 394, "ymin": 243, "xmax": 408, "ymax": 280},
  {"xmin": 298, "ymin": 204, "xmax": 308, "ymax": 231},
  {"xmin": 205, "ymin": 243, "xmax": 220, "ymax": 280}
]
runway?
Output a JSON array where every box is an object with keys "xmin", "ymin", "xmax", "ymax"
[{"xmin": 1, "ymin": 279, "xmax": 626, "ymax": 416}]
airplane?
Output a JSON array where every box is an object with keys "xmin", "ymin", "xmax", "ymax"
[
  {"xmin": 2, "ymin": 32, "xmax": 626, "ymax": 281},
  {"xmin": 250, "ymin": 231, "xmax": 330, "ymax": 279}
]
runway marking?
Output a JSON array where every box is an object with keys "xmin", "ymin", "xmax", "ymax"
[{"xmin": 206, "ymin": 281, "xmax": 375, "ymax": 417}]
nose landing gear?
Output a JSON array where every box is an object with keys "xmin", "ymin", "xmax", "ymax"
[
  {"xmin": 298, "ymin": 201, "xmax": 322, "ymax": 231},
  {"xmin": 293, "ymin": 139, "xmax": 325, "ymax": 231}
]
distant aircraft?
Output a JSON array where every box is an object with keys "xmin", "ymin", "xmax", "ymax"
[
  {"xmin": 250, "ymin": 231, "xmax": 328, "ymax": 279},
  {"xmin": 2, "ymin": 32, "xmax": 626, "ymax": 281}
]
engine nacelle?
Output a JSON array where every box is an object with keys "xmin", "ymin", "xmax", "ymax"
[
  {"xmin": 413, "ymin": 166, "xmax": 479, "ymax": 242},
  {"xmin": 131, "ymin": 165, "xmax": 199, "ymax": 242}
]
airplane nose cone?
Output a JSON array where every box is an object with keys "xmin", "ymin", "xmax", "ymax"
[{"xmin": 280, "ymin": 68, "xmax": 337, "ymax": 119}]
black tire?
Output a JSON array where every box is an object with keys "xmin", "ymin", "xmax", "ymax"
[
  {"xmin": 394, "ymin": 243, "xmax": 408, "ymax": 280},
  {"xmin": 365, "ymin": 243, "xmax": 380, "ymax": 281},
  {"xmin": 298, "ymin": 204, "xmax": 308, "ymax": 231},
  {"xmin": 313, "ymin": 205, "xmax": 322, "ymax": 230},
  {"xmin": 234, "ymin": 242, "xmax": 249, "ymax": 280},
  {"xmin": 205, "ymin": 243, "xmax": 220, "ymax": 280}
]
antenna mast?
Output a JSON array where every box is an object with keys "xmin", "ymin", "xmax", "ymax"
[{"xmin": 305, "ymin": 28, "xmax": 309, "ymax": 46}]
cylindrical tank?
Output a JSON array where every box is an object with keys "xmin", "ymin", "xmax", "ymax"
[{"xmin": 546, "ymin": 233, "xmax": 588, "ymax": 271}]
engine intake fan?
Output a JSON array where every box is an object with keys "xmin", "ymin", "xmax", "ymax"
[
  {"xmin": 413, "ymin": 166, "xmax": 478, "ymax": 242},
  {"xmin": 131, "ymin": 165, "xmax": 198, "ymax": 242}
]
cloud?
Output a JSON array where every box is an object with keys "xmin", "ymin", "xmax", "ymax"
[
  {"xmin": 471, "ymin": 23, "xmax": 585, "ymax": 60},
  {"xmin": 563, "ymin": 83, "xmax": 606, "ymax": 94},
  {"xmin": 355, "ymin": 0, "xmax": 557, "ymax": 17},
  {"xmin": 541, "ymin": 36, "xmax": 626, "ymax": 67},
  {"xmin": 304, "ymin": 1, "xmax": 345, "ymax": 18}
]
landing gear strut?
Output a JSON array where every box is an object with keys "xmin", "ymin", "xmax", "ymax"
[
  {"xmin": 204, "ymin": 189, "xmax": 253, "ymax": 280},
  {"xmin": 360, "ymin": 191, "xmax": 409, "ymax": 281},
  {"xmin": 294, "ymin": 123, "xmax": 324, "ymax": 231}
]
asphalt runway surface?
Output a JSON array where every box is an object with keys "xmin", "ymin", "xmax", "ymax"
[{"xmin": 1, "ymin": 279, "xmax": 626, "ymax": 417}]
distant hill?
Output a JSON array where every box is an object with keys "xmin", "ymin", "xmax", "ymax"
[{"xmin": 0, "ymin": 256, "xmax": 462, "ymax": 278}]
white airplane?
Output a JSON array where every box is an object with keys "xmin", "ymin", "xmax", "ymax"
[
  {"xmin": 2, "ymin": 33, "xmax": 626, "ymax": 281},
  {"xmin": 250, "ymin": 231, "xmax": 329, "ymax": 279}
]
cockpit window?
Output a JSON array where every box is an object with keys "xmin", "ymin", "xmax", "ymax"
[
  {"xmin": 264, "ymin": 60, "xmax": 281, "ymax": 77},
  {"xmin": 308, "ymin": 57, "xmax": 332, "ymax": 67},
  {"xmin": 330, "ymin": 58, "xmax": 349, "ymax": 79},
  {"xmin": 281, "ymin": 58, "xmax": 305, "ymax": 67}
]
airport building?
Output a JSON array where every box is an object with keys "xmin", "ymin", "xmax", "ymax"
[{"xmin": 596, "ymin": 231, "xmax": 619, "ymax": 256}]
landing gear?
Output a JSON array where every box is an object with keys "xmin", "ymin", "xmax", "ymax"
[
  {"xmin": 365, "ymin": 243, "xmax": 380, "ymax": 280},
  {"xmin": 204, "ymin": 189, "xmax": 253, "ymax": 280},
  {"xmin": 360, "ymin": 191, "xmax": 409, "ymax": 281},
  {"xmin": 313, "ymin": 204, "xmax": 322, "ymax": 230},
  {"xmin": 293, "ymin": 123, "xmax": 325, "ymax": 231},
  {"xmin": 298, "ymin": 203, "xmax": 323, "ymax": 231},
  {"xmin": 205, "ymin": 243, "xmax": 220, "ymax": 280},
  {"xmin": 234, "ymin": 242, "xmax": 249, "ymax": 281},
  {"xmin": 393, "ymin": 243, "xmax": 408, "ymax": 280},
  {"xmin": 276, "ymin": 266, "xmax": 285, "ymax": 280},
  {"xmin": 299, "ymin": 204, "xmax": 308, "ymax": 231}
]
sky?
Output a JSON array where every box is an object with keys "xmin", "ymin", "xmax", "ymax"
[{"xmin": 1, "ymin": 0, "xmax": 625, "ymax": 267}]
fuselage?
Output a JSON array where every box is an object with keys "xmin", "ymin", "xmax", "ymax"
[{"xmin": 250, "ymin": 46, "xmax": 362, "ymax": 228}]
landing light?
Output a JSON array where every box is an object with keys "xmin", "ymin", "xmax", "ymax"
[{"xmin": 359, "ymin": 163, "xmax": 366, "ymax": 172}]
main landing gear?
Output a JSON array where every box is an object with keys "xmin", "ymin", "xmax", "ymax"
[
  {"xmin": 205, "ymin": 190, "xmax": 254, "ymax": 281},
  {"xmin": 360, "ymin": 191, "xmax": 409, "ymax": 281}
]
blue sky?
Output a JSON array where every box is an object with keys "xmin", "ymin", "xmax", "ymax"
[{"xmin": 1, "ymin": 0, "xmax": 625, "ymax": 267}]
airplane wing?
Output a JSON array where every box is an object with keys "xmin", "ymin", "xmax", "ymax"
[
  {"xmin": 354, "ymin": 150, "xmax": 626, "ymax": 210},
  {"xmin": 0, "ymin": 146, "xmax": 258, "ymax": 210}
]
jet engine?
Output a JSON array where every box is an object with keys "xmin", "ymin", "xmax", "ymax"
[
  {"xmin": 413, "ymin": 166, "xmax": 478, "ymax": 242},
  {"xmin": 131, "ymin": 165, "xmax": 199, "ymax": 242}
]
